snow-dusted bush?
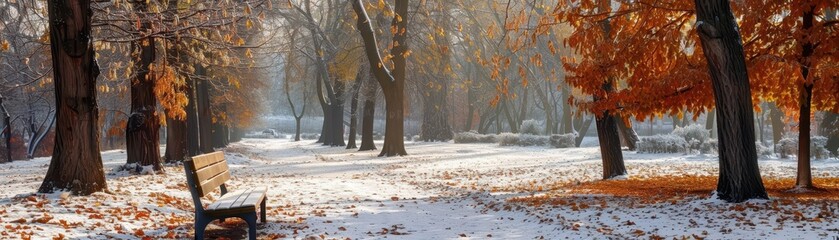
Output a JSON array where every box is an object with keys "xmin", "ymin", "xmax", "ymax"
[
  {"xmin": 373, "ymin": 132, "xmax": 384, "ymax": 140},
  {"xmin": 518, "ymin": 134, "xmax": 550, "ymax": 146},
  {"xmin": 637, "ymin": 134, "xmax": 688, "ymax": 153},
  {"xmin": 497, "ymin": 133, "xmax": 549, "ymax": 147},
  {"xmin": 777, "ymin": 135, "xmax": 832, "ymax": 160},
  {"xmin": 672, "ymin": 124, "xmax": 711, "ymax": 153},
  {"xmin": 756, "ymin": 141, "xmax": 774, "ymax": 158},
  {"xmin": 778, "ymin": 136, "xmax": 797, "ymax": 158},
  {"xmin": 412, "ymin": 135, "xmax": 421, "ymax": 142},
  {"xmin": 520, "ymin": 119, "xmax": 543, "ymax": 135},
  {"xmin": 497, "ymin": 132, "xmax": 520, "ymax": 146},
  {"xmin": 550, "ymin": 134, "xmax": 576, "ymax": 148},
  {"xmin": 701, "ymin": 139, "xmax": 718, "ymax": 154},
  {"xmin": 812, "ymin": 136, "xmax": 831, "ymax": 160},
  {"xmin": 453, "ymin": 131, "xmax": 496, "ymax": 144}
]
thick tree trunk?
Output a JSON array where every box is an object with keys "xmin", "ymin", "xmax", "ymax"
[
  {"xmin": 185, "ymin": 76, "xmax": 200, "ymax": 156},
  {"xmin": 39, "ymin": 0, "xmax": 108, "ymax": 195},
  {"xmin": 230, "ymin": 127, "xmax": 244, "ymax": 143},
  {"xmin": 597, "ymin": 113, "xmax": 627, "ymax": 179},
  {"xmin": 196, "ymin": 78, "xmax": 213, "ymax": 154},
  {"xmin": 591, "ymin": 0, "xmax": 626, "ymax": 179},
  {"xmin": 164, "ymin": 116, "xmax": 186, "ymax": 162},
  {"xmin": 795, "ymin": 6, "xmax": 816, "ymax": 189},
  {"xmin": 352, "ymin": 0, "xmax": 408, "ymax": 156},
  {"xmin": 0, "ymin": 95, "xmax": 11, "ymax": 163},
  {"xmin": 420, "ymin": 76, "xmax": 453, "ymax": 141},
  {"xmin": 126, "ymin": 8, "xmax": 162, "ymax": 171},
  {"xmin": 359, "ymin": 92, "xmax": 377, "ymax": 151},
  {"xmin": 330, "ymin": 81, "xmax": 346, "ymax": 146},
  {"xmin": 694, "ymin": 0, "xmax": 767, "ymax": 202}
]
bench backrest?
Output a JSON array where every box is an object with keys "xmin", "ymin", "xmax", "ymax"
[{"xmin": 185, "ymin": 151, "xmax": 231, "ymax": 197}]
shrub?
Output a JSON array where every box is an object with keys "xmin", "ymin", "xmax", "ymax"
[
  {"xmin": 637, "ymin": 134, "xmax": 688, "ymax": 153},
  {"xmin": 550, "ymin": 134, "xmax": 576, "ymax": 148},
  {"xmin": 518, "ymin": 134, "xmax": 550, "ymax": 146},
  {"xmin": 777, "ymin": 134, "xmax": 832, "ymax": 160},
  {"xmin": 453, "ymin": 131, "xmax": 496, "ymax": 144},
  {"xmin": 756, "ymin": 141, "xmax": 774, "ymax": 158},
  {"xmin": 520, "ymin": 119, "xmax": 543, "ymax": 135},
  {"xmin": 672, "ymin": 124, "xmax": 711, "ymax": 153},
  {"xmin": 412, "ymin": 135, "xmax": 421, "ymax": 142},
  {"xmin": 497, "ymin": 132, "xmax": 520, "ymax": 146}
]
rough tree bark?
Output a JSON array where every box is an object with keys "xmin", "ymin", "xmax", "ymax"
[
  {"xmin": 795, "ymin": 5, "xmax": 816, "ymax": 189},
  {"xmin": 196, "ymin": 70, "xmax": 213, "ymax": 154},
  {"xmin": 39, "ymin": 0, "xmax": 108, "ymax": 195},
  {"xmin": 352, "ymin": 0, "xmax": 408, "ymax": 156},
  {"xmin": 125, "ymin": 4, "xmax": 162, "ymax": 171},
  {"xmin": 0, "ymin": 95, "xmax": 11, "ymax": 163},
  {"xmin": 359, "ymin": 72, "xmax": 378, "ymax": 151},
  {"xmin": 185, "ymin": 75, "xmax": 200, "ymax": 156},
  {"xmin": 164, "ymin": 116, "xmax": 186, "ymax": 162},
  {"xmin": 593, "ymin": 0, "xmax": 626, "ymax": 179},
  {"xmin": 694, "ymin": 0, "xmax": 767, "ymax": 202}
]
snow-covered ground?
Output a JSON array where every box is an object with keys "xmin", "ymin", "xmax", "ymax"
[{"xmin": 1, "ymin": 139, "xmax": 838, "ymax": 239}]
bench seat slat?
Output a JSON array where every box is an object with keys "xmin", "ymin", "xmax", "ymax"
[{"xmin": 206, "ymin": 187, "xmax": 267, "ymax": 216}]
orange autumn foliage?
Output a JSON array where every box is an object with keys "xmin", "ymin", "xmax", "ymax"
[{"xmin": 554, "ymin": 0, "xmax": 839, "ymax": 120}]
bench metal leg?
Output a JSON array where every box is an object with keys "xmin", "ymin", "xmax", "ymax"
[
  {"xmin": 260, "ymin": 198, "xmax": 267, "ymax": 223},
  {"xmin": 243, "ymin": 213, "xmax": 258, "ymax": 240},
  {"xmin": 194, "ymin": 217, "xmax": 211, "ymax": 240}
]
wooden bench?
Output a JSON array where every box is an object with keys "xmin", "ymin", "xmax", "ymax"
[{"xmin": 184, "ymin": 151, "xmax": 267, "ymax": 240}]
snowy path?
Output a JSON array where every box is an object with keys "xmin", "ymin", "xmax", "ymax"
[{"xmin": 0, "ymin": 138, "xmax": 838, "ymax": 239}]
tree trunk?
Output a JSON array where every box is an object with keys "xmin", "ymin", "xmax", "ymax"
[
  {"xmin": 821, "ymin": 112, "xmax": 838, "ymax": 156},
  {"xmin": 196, "ymin": 77, "xmax": 213, "ymax": 154},
  {"xmin": 126, "ymin": 6, "xmax": 162, "ymax": 171},
  {"xmin": 294, "ymin": 117, "xmax": 302, "ymax": 141},
  {"xmin": 616, "ymin": 117, "xmax": 639, "ymax": 151},
  {"xmin": 768, "ymin": 103, "xmax": 784, "ymax": 145},
  {"xmin": 39, "ymin": 0, "xmax": 108, "ymax": 195},
  {"xmin": 230, "ymin": 127, "xmax": 244, "ymax": 143},
  {"xmin": 164, "ymin": 116, "xmax": 186, "ymax": 162},
  {"xmin": 420, "ymin": 76, "xmax": 453, "ymax": 141},
  {"xmin": 347, "ymin": 68, "xmax": 364, "ymax": 149},
  {"xmin": 694, "ymin": 0, "xmax": 767, "ymax": 202},
  {"xmin": 575, "ymin": 116, "xmax": 593, "ymax": 147},
  {"xmin": 795, "ymin": 5, "xmax": 816, "ymax": 189},
  {"xmin": 359, "ymin": 69, "xmax": 378, "ymax": 151},
  {"xmin": 596, "ymin": 113, "xmax": 627, "ymax": 179},
  {"xmin": 186, "ymin": 76, "xmax": 200, "ymax": 156},
  {"xmin": 0, "ymin": 95, "xmax": 11, "ymax": 163},
  {"xmin": 706, "ymin": 109, "xmax": 717, "ymax": 139},
  {"xmin": 352, "ymin": 0, "xmax": 408, "ymax": 156},
  {"xmin": 591, "ymin": 0, "xmax": 626, "ymax": 179},
  {"xmin": 561, "ymin": 87, "xmax": 574, "ymax": 134}
]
